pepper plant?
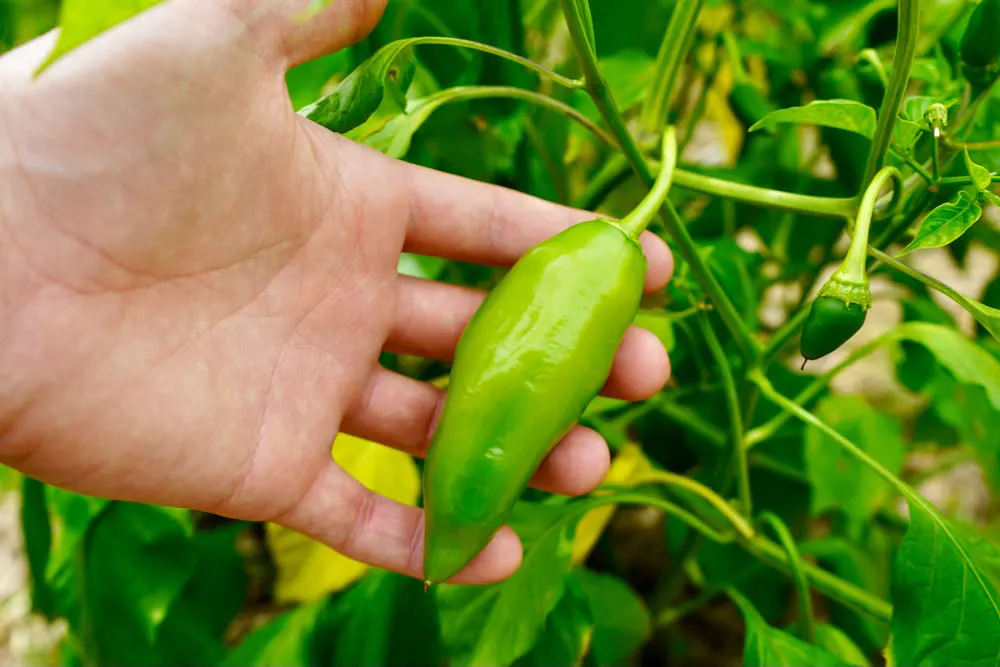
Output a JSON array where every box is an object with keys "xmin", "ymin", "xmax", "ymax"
[{"xmin": 6, "ymin": 0, "xmax": 1000, "ymax": 665}]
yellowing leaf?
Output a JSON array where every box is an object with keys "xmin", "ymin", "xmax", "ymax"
[
  {"xmin": 572, "ymin": 444, "xmax": 655, "ymax": 563},
  {"xmin": 266, "ymin": 433, "xmax": 420, "ymax": 603}
]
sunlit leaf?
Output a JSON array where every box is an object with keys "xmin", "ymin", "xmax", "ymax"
[
  {"xmin": 266, "ymin": 433, "xmax": 420, "ymax": 603},
  {"xmin": 804, "ymin": 395, "xmax": 905, "ymax": 537},
  {"xmin": 436, "ymin": 503, "xmax": 576, "ymax": 667},
  {"xmin": 888, "ymin": 323, "xmax": 1000, "ymax": 410},
  {"xmin": 965, "ymin": 148, "xmax": 993, "ymax": 191},
  {"xmin": 300, "ymin": 40, "xmax": 417, "ymax": 135},
  {"xmin": 892, "ymin": 117, "xmax": 923, "ymax": 152},
  {"xmin": 898, "ymin": 191, "xmax": 983, "ymax": 256},
  {"xmin": 38, "ymin": 0, "xmax": 164, "ymax": 73},
  {"xmin": 891, "ymin": 503, "xmax": 1000, "ymax": 665},
  {"xmin": 732, "ymin": 591, "xmax": 855, "ymax": 666},
  {"xmin": 750, "ymin": 100, "xmax": 877, "ymax": 138}
]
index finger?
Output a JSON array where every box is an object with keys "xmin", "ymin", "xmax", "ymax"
[{"xmin": 398, "ymin": 159, "xmax": 674, "ymax": 293}]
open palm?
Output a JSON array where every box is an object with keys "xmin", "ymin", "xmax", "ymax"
[{"xmin": 0, "ymin": 0, "xmax": 673, "ymax": 584}]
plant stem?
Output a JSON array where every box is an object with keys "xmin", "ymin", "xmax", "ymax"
[
  {"xmin": 414, "ymin": 85, "xmax": 615, "ymax": 146},
  {"xmin": 697, "ymin": 314, "xmax": 751, "ymax": 516},
  {"xmin": 559, "ymin": 0, "xmax": 760, "ymax": 363},
  {"xmin": 959, "ymin": 138, "xmax": 1000, "ymax": 151},
  {"xmin": 892, "ymin": 149, "xmax": 934, "ymax": 184},
  {"xmin": 577, "ymin": 156, "xmax": 860, "ymax": 218},
  {"xmin": 744, "ymin": 533, "xmax": 892, "ymax": 622},
  {"xmin": 673, "ymin": 170, "xmax": 858, "ymax": 218},
  {"xmin": 939, "ymin": 175, "xmax": 1000, "ymax": 185},
  {"xmin": 640, "ymin": 0, "xmax": 706, "ymax": 135},
  {"xmin": 657, "ymin": 398, "xmax": 728, "ymax": 448},
  {"xmin": 621, "ymin": 127, "xmax": 679, "ymax": 238},
  {"xmin": 860, "ymin": 0, "xmax": 920, "ymax": 188},
  {"xmin": 413, "ymin": 36, "xmax": 584, "ymax": 89},
  {"xmin": 868, "ymin": 246, "xmax": 989, "ymax": 322},
  {"xmin": 840, "ymin": 167, "xmax": 902, "ymax": 286},
  {"xmin": 574, "ymin": 153, "xmax": 633, "ymax": 211},
  {"xmin": 758, "ymin": 512, "xmax": 815, "ymax": 642}
]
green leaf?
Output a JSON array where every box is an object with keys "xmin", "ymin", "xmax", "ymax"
[
  {"xmin": 813, "ymin": 624, "xmax": 871, "ymax": 667},
  {"xmin": 892, "ymin": 117, "xmax": 924, "ymax": 152},
  {"xmin": 888, "ymin": 322, "xmax": 1000, "ymax": 410},
  {"xmin": 156, "ymin": 524, "xmax": 250, "ymax": 666},
  {"xmin": 898, "ymin": 190, "xmax": 983, "ymax": 256},
  {"xmin": 514, "ymin": 575, "xmax": 593, "ymax": 667},
  {"xmin": 804, "ymin": 395, "xmax": 905, "ymax": 537},
  {"xmin": 0, "ymin": 464, "xmax": 20, "ymax": 493},
  {"xmin": 731, "ymin": 591, "xmax": 855, "ymax": 666},
  {"xmin": 575, "ymin": 568, "xmax": 650, "ymax": 667},
  {"xmin": 965, "ymin": 148, "xmax": 994, "ymax": 191},
  {"xmin": 435, "ymin": 503, "xmax": 576, "ymax": 667},
  {"xmin": 300, "ymin": 40, "xmax": 417, "ymax": 135},
  {"xmin": 801, "ymin": 538, "xmax": 890, "ymax": 655},
  {"xmin": 329, "ymin": 569, "xmax": 442, "ymax": 667},
  {"xmin": 221, "ymin": 598, "xmax": 335, "ymax": 667},
  {"xmin": 924, "ymin": 365, "xmax": 1000, "ymax": 490},
  {"xmin": 44, "ymin": 486, "xmax": 111, "ymax": 618},
  {"xmin": 20, "ymin": 477, "xmax": 55, "ymax": 618},
  {"xmin": 83, "ymin": 503, "xmax": 198, "ymax": 665},
  {"xmin": 750, "ymin": 100, "xmax": 877, "ymax": 139},
  {"xmin": 891, "ymin": 504, "xmax": 1000, "ymax": 666},
  {"xmin": 397, "ymin": 253, "xmax": 447, "ymax": 280},
  {"xmin": 39, "ymin": 0, "xmax": 165, "ymax": 73},
  {"xmin": 785, "ymin": 623, "xmax": 870, "ymax": 666}
]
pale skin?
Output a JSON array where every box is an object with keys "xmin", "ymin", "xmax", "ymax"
[{"xmin": 0, "ymin": 0, "xmax": 673, "ymax": 584}]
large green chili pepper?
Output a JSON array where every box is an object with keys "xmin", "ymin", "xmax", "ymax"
[
  {"xmin": 421, "ymin": 129, "xmax": 679, "ymax": 585},
  {"xmin": 799, "ymin": 167, "xmax": 900, "ymax": 366}
]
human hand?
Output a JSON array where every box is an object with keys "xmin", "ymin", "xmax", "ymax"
[{"xmin": 0, "ymin": 0, "xmax": 673, "ymax": 584}]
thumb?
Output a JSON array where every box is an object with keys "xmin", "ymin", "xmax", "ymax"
[{"xmin": 243, "ymin": 0, "xmax": 389, "ymax": 68}]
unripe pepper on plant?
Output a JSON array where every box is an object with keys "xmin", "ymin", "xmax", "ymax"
[
  {"xmin": 799, "ymin": 167, "xmax": 900, "ymax": 365},
  {"xmin": 421, "ymin": 129, "xmax": 680, "ymax": 586},
  {"xmin": 959, "ymin": 0, "xmax": 1000, "ymax": 92},
  {"xmin": 722, "ymin": 31, "xmax": 774, "ymax": 130}
]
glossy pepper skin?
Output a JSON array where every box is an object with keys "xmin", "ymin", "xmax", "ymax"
[
  {"xmin": 799, "ymin": 295, "xmax": 868, "ymax": 361},
  {"xmin": 422, "ymin": 219, "xmax": 647, "ymax": 585},
  {"xmin": 961, "ymin": 0, "xmax": 1000, "ymax": 71}
]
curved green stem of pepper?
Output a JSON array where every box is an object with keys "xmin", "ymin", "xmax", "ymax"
[
  {"xmin": 620, "ymin": 127, "xmax": 679, "ymax": 239},
  {"xmin": 828, "ymin": 166, "xmax": 902, "ymax": 298},
  {"xmin": 575, "ymin": 153, "xmax": 858, "ymax": 218},
  {"xmin": 559, "ymin": 0, "xmax": 759, "ymax": 363},
  {"xmin": 408, "ymin": 85, "xmax": 616, "ymax": 147},
  {"xmin": 696, "ymin": 313, "xmax": 751, "ymax": 516},
  {"xmin": 673, "ymin": 170, "xmax": 858, "ymax": 219},
  {"xmin": 757, "ymin": 512, "xmax": 814, "ymax": 643},
  {"xmin": 410, "ymin": 37, "xmax": 584, "ymax": 89},
  {"xmin": 860, "ymin": 0, "xmax": 920, "ymax": 188}
]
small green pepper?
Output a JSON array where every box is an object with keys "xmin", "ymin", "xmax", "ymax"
[
  {"xmin": 800, "ymin": 295, "xmax": 868, "ymax": 362},
  {"xmin": 799, "ymin": 167, "xmax": 900, "ymax": 365},
  {"xmin": 722, "ymin": 31, "xmax": 774, "ymax": 130},
  {"xmin": 422, "ymin": 130, "xmax": 679, "ymax": 585}
]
